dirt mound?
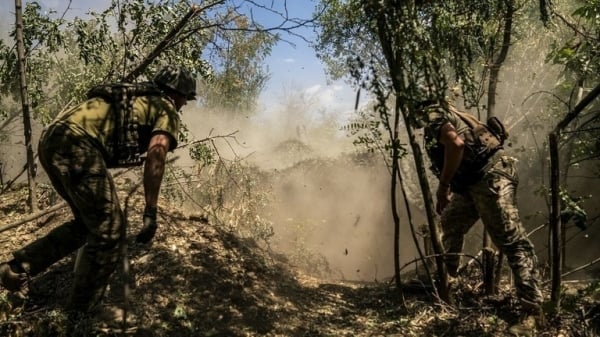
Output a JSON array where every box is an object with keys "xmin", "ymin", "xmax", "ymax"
[
  {"xmin": 0, "ymin": 185, "xmax": 315, "ymax": 336},
  {"xmin": 251, "ymin": 138, "xmax": 316, "ymax": 170},
  {"xmin": 1, "ymin": 185, "xmax": 599, "ymax": 337}
]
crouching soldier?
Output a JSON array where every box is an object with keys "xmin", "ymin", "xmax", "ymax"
[
  {"xmin": 413, "ymin": 98, "xmax": 544, "ymax": 335},
  {"xmin": 0, "ymin": 65, "xmax": 196, "ymax": 315}
]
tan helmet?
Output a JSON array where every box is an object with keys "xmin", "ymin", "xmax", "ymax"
[{"xmin": 153, "ymin": 65, "xmax": 197, "ymax": 100}]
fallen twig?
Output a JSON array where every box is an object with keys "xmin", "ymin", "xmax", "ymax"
[
  {"xmin": 1, "ymin": 156, "xmax": 36, "ymax": 195},
  {"xmin": 0, "ymin": 201, "xmax": 67, "ymax": 234},
  {"xmin": 399, "ymin": 252, "xmax": 484, "ymax": 275},
  {"xmin": 175, "ymin": 130, "xmax": 239, "ymax": 150}
]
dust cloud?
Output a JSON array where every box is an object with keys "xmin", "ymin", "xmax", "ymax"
[{"xmin": 179, "ymin": 101, "xmax": 426, "ymax": 282}]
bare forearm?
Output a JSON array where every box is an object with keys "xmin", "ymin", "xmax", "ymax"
[
  {"xmin": 438, "ymin": 122, "xmax": 464, "ymax": 185},
  {"xmin": 143, "ymin": 146, "xmax": 167, "ymax": 207},
  {"xmin": 440, "ymin": 143, "xmax": 463, "ymax": 185},
  {"xmin": 435, "ymin": 122, "xmax": 463, "ymax": 214}
]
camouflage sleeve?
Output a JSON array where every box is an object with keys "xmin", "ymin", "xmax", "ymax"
[{"xmin": 147, "ymin": 96, "xmax": 181, "ymax": 151}]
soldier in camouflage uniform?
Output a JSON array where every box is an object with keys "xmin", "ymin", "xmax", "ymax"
[
  {"xmin": 417, "ymin": 100, "xmax": 543, "ymax": 314},
  {"xmin": 0, "ymin": 65, "xmax": 197, "ymax": 313}
]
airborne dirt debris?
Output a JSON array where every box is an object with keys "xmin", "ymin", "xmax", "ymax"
[{"xmin": 0, "ymin": 182, "xmax": 599, "ymax": 337}]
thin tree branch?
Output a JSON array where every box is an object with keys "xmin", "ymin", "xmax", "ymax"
[
  {"xmin": 543, "ymin": 256, "xmax": 600, "ymax": 285},
  {"xmin": 0, "ymin": 158, "xmax": 176, "ymax": 233},
  {"xmin": 0, "ymin": 201, "xmax": 66, "ymax": 234},
  {"xmin": 123, "ymin": 2, "xmax": 219, "ymax": 82},
  {"xmin": 553, "ymin": 83, "xmax": 600, "ymax": 133},
  {"xmin": 552, "ymin": 10, "xmax": 598, "ymax": 42},
  {"xmin": 175, "ymin": 130, "xmax": 239, "ymax": 150}
]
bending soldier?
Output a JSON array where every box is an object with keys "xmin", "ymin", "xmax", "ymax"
[
  {"xmin": 415, "ymin": 99, "xmax": 543, "ymax": 316},
  {"xmin": 0, "ymin": 65, "xmax": 196, "ymax": 313}
]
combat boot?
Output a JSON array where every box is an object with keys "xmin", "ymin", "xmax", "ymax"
[
  {"xmin": 71, "ymin": 305, "xmax": 137, "ymax": 334},
  {"xmin": 508, "ymin": 314, "xmax": 536, "ymax": 337},
  {"xmin": 0, "ymin": 261, "xmax": 29, "ymax": 300},
  {"xmin": 508, "ymin": 298, "xmax": 546, "ymax": 337}
]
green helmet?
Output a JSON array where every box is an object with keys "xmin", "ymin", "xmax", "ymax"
[{"xmin": 153, "ymin": 65, "xmax": 197, "ymax": 100}]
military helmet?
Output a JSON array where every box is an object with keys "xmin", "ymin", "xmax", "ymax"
[{"xmin": 153, "ymin": 65, "xmax": 197, "ymax": 100}]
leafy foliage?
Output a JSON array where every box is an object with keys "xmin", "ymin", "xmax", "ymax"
[
  {"xmin": 315, "ymin": 0, "xmax": 511, "ymax": 110},
  {"xmin": 189, "ymin": 142, "xmax": 217, "ymax": 167},
  {"xmin": 547, "ymin": 0, "xmax": 600, "ymax": 85},
  {"xmin": 200, "ymin": 16, "xmax": 276, "ymax": 113},
  {"xmin": 0, "ymin": 3, "xmax": 68, "ymax": 124},
  {"xmin": 542, "ymin": 0, "xmax": 600, "ymax": 233},
  {"xmin": 560, "ymin": 190, "xmax": 589, "ymax": 230},
  {"xmin": 0, "ymin": 0, "xmax": 283, "ymax": 130},
  {"xmin": 558, "ymin": 0, "xmax": 600, "ymax": 166}
]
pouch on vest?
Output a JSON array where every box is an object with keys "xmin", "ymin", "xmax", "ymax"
[
  {"xmin": 486, "ymin": 116, "xmax": 508, "ymax": 145},
  {"xmin": 453, "ymin": 110, "xmax": 504, "ymax": 152},
  {"xmin": 87, "ymin": 82, "xmax": 162, "ymax": 167},
  {"xmin": 450, "ymin": 109, "xmax": 505, "ymax": 183}
]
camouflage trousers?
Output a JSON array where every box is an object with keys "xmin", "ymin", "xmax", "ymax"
[
  {"xmin": 13, "ymin": 123, "xmax": 124, "ymax": 312},
  {"xmin": 441, "ymin": 155, "xmax": 543, "ymax": 305}
]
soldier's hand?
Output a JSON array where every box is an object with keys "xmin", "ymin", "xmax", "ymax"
[
  {"xmin": 136, "ymin": 205, "xmax": 158, "ymax": 244},
  {"xmin": 436, "ymin": 185, "xmax": 451, "ymax": 215}
]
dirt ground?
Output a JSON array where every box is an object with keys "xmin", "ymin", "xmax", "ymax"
[{"xmin": 1, "ymin": 185, "xmax": 599, "ymax": 337}]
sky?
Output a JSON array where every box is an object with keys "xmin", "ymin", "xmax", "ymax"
[
  {"xmin": 243, "ymin": 0, "xmax": 356, "ymax": 118},
  {"xmin": 2, "ymin": 0, "xmax": 356, "ymax": 122}
]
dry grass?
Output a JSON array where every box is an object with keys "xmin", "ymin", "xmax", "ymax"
[{"xmin": 0, "ymin": 184, "xmax": 599, "ymax": 337}]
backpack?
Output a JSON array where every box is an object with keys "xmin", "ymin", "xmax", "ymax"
[
  {"xmin": 424, "ymin": 104, "xmax": 508, "ymax": 187},
  {"xmin": 87, "ymin": 82, "xmax": 163, "ymax": 167},
  {"xmin": 452, "ymin": 109, "xmax": 509, "ymax": 149}
]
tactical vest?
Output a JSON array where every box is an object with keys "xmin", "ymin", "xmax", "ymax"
[
  {"xmin": 425, "ymin": 105, "xmax": 508, "ymax": 187},
  {"xmin": 86, "ymin": 82, "xmax": 163, "ymax": 167}
]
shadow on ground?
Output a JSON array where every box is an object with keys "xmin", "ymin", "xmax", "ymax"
[{"xmin": 1, "ymin": 188, "xmax": 599, "ymax": 337}]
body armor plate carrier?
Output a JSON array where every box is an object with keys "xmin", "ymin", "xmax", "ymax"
[
  {"xmin": 87, "ymin": 82, "xmax": 163, "ymax": 167},
  {"xmin": 426, "ymin": 106, "xmax": 508, "ymax": 188}
]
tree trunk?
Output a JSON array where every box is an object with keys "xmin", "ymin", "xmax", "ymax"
[
  {"xmin": 558, "ymin": 83, "xmax": 585, "ymax": 270},
  {"xmin": 391, "ymin": 98, "xmax": 403, "ymax": 298},
  {"xmin": 361, "ymin": 0, "xmax": 450, "ymax": 302},
  {"xmin": 402, "ymin": 111, "xmax": 449, "ymax": 302},
  {"xmin": 483, "ymin": 0, "xmax": 514, "ymax": 295},
  {"xmin": 548, "ymin": 82, "xmax": 600, "ymax": 310},
  {"xmin": 482, "ymin": 234, "xmax": 496, "ymax": 294},
  {"xmin": 548, "ymin": 132, "xmax": 561, "ymax": 308},
  {"xmin": 14, "ymin": 0, "xmax": 38, "ymax": 212},
  {"xmin": 487, "ymin": 0, "xmax": 514, "ymax": 119}
]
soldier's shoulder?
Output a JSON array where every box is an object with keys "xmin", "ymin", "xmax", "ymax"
[
  {"xmin": 424, "ymin": 105, "xmax": 449, "ymax": 124},
  {"xmin": 136, "ymin": 95, "xmax": 177, "ymax": 113}
]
